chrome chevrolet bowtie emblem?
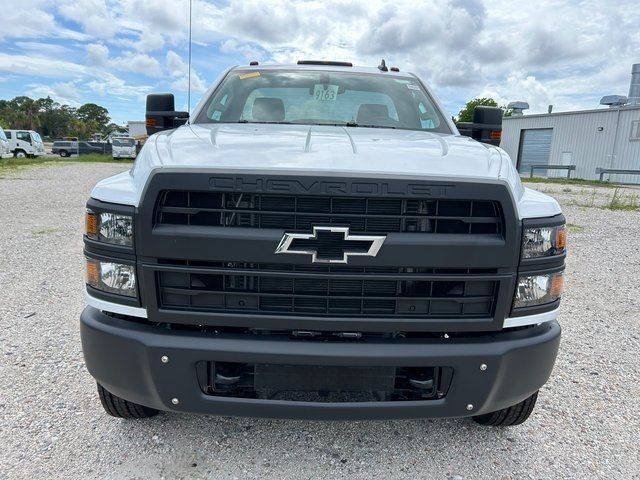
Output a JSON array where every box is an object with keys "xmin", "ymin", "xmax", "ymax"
[{"xmin": 275, "ymin": 226, "xmax": 386, "ymax": 264}]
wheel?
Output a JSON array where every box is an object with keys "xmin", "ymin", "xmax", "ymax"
[
  {"xmin": 60, "ymin": 150, "xmax": 69, "ymax": 157},
  {"xmin": 14, "ymin": 150, "xmax": 26, "ymax": 158},
  {"xmin": 472, "ymin": 391, "xmax": 538, "ymax": 426},
  {"xmin": 96, "ymin": 383, "xmax": 159, "ymax": 419}
]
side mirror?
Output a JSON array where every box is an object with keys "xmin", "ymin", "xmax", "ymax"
[
  {"xmin": 456, "ymin": 106, "xmax": 503, "ymax": 146},
  {"xmin": 145, "ymin": 93, "xmax": 189, "ymax": 136}
]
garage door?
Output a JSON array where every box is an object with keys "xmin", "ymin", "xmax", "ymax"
[{"xmin": 517, "ymin": 128, "xmax": 553, "ymax": 175}]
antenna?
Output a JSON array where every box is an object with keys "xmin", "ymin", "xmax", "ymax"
[{"xmin": 187, "ymin": 0, "xmax": 193, "ymax": 115}]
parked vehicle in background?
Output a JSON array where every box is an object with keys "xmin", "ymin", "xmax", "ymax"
[
  {"xmin": 52, "ymin": 140, "xmax": 106, "ymax": 157},
  {"xmin": 5, "ymin": 129, "xmax": 45, "ymax": 157},
  {"xmin": 52, "ymin": 141, "xmax": 76, "ymax": 157},
  {"xmin": 0, "ymin": 127, "xmax": 11, "ymax": 159},
  {"xmin": 112, "ymin": 137, "xmax": 137, "ymax": 159}
]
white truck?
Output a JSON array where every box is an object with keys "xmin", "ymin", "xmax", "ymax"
[
  {"xmin": 0, "ymin": 127, "xmax": 11, "ymax": 159},
  {"xmin": 4, "ymin": 129, "xmax": 45, "ymax": 157},
  {"xmin": 111, "ymin": 137, "xmax": 137, "ymax": 159},
  {"xmin": 81, "ymin": 61, "xmax": 565, "ymax": 426}
]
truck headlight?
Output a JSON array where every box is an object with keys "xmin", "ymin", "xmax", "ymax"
[
  {"xmin": 522, "ymin": 224, "xmax": 566, "ymax": 258},
  {"xmin": 86, "ymin": 210, "xmax": 133, "ymax": 246},
  {"xmin": 514, "ymin": 272, "xmax": 564, "ymax": 309},
  {"xmin": 86, "ymin": 258, "xmax": 137, "ymax": 297}
]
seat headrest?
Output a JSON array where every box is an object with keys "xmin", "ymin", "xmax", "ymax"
[
  {"xmin": 356, "ymin": 104, "xmax": 390, "ymax": 125},
  {"xmin": 252, "ymin": 97, "xmax": 285, "ymax": 122}
]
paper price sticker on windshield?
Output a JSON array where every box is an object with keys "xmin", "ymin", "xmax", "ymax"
[
  {"xmin": 313, "ymin": 84, "xmax": 339, "ymax": 101},
  {"xmin": 239, "ymin": 71, "xmax": 260, "ymax": 80}
]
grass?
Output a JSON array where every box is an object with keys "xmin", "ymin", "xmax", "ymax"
[
  {"xmin": 566, "ymin": 223, "xmax": 585, "ymax": 232},
  {"xmin": 522, "ymin": 176, "xmax": 617, "ymax": 187},
  {"xmin": 606, "ymin": 187, "xmax": 639, "ymax": 211},
  {"xmin": 0, "ymin": 154, "xmax": 133, "ymax": 174}
]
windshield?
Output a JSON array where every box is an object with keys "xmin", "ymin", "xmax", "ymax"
[
  {"xmin": 0, "ymin": 129, "xmax": 6, "ymax": 141},
  {"xmin": 31, "ymin": 132, "xmax": 42, "ymax": 143},
  {"xmin": 113, "ymin": 138, "xmax": 135, "ymax": 147},
  {"xmin": 195, "ymin": 70, "xmax": 450, "ymax": 133}
]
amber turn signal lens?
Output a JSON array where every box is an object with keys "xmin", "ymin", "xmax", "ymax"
[
  {"xmin": 556, "ymin": 226, "xmax": 567, "ymax": 250},
  {"xmin": 550, "ymin": 272, "xmax": 564, "ymax": 297},
  {"xmin": 86, "ymin": 258, "xmax": 100, "ymax": 285},
  {"xmin": 86, "ymin": 211, "xmax": 98, "ymax": 236},
  {"xmin": 489, "ymin": 130, "xmax": 502, "ymax": 140}
]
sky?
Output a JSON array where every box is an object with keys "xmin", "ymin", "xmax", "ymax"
[{"xmin": 0, "ymin": 0, "xmax": 639, "ymax": 125}]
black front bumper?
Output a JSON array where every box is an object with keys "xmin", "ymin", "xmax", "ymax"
[{"xmin": 81, "ymin": 306, "xmax": 560, "ymax": 420}]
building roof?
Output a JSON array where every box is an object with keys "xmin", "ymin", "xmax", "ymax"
[{"xmin": 503, "ymin": 104, "xmax": 640, "ymax": 120}]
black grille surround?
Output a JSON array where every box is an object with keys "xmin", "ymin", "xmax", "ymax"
[
  {"xmin": 155, "ymin": 190, "xmax": 503, "ymax": 235},
  {"xmin": 135, "ymin": 172, "xmax": 522, "ymax": 332}
]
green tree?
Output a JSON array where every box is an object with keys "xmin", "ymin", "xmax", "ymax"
[
  {"xmin": 0, "ymin": 96, "xmax": 111, "ymax": 140},
  {"xmin": 76, "ymin": 103, "xmax": 110, "ymax": 132},
  {"xmin": 456, "ymin": 98, "xmax": 499, "ymax": 122},
  {"xmin": 104, "ymin": 122, "xmax": 128, "ymax": 136}
]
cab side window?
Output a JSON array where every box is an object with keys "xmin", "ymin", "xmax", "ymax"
[{"xmin": 17, "ymin": 131, "xmax": 31, "ymax": 142}]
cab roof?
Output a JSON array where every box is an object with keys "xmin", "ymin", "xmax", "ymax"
[{"xmin": 231, "ymin": 62, "xmax": 416, "ymax": 79}]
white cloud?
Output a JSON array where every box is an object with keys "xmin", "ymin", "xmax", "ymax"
[
  {"xmin": 85, "ymin": 44, "xmax": 162, "ymax": 77},
  {"xmin": 170, "ymin": 73, "xmax": 207, "ymax": 94},
  {"xmin": 26, "ymin": 81, "xmax": 82, "ymax": 105},
  {"xmin": 0, "ymin": 0, "xmax": 57, "ymax": 39},
  {"xmin": 86, "ymin": 43, "xmax": 109, "ymax": 67},
  {"xmin": 0, "ymin": 53, "xmax": 86, "ymax": 78},
  {"xmin": 14, "ymin": 42, "xmax": 71, "ymax": 56},
  {"xmin": 57, "ymin": 0, "xmax": 118, "ymax": 38},
  {"xmin": 133, "ymin": 31, "xmax": 165, "ymax": 52},
  {"xmin": 1, "ymin": 0, "xmax": 640, "ymax": 118},
  {"xmin": 111, "ymin": 52, "xmax": 163, "ymax": 77},
  {"xmin": 166, "ymin": 50, "xmax": 188, "ymax": 77},
  {"xmin": 87, "ymin": 72, "xmax": 153, "ymax": 98},
  {"xmin": 164, "ymin": 50, "xmax": 206, "ymax": 93},
  {"xmin": 219, "ymin": 39, "xmax": 264, "ymax": 61}
]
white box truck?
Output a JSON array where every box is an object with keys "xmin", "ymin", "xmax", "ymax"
[{"xmin": 5, "ymin": 129, "xmax": 45, "ymax": 157}]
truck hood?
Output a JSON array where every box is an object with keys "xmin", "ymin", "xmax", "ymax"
[
  {"xmin": 93, "ymin": 123, "xmax": 561, "ymax": 219},
  {"xmin": 149, "ymin": 123, "xmax": 504, "ymax": 181}
]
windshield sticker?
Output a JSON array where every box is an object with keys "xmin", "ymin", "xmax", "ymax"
[
  {"xmin": 406, "ymin": 84, "xmax": 421, "ymax": 91},
  {"xmin": 239, "ymin": 71, "xmax": 260, "ymax": 80},
  {"xmin": 313, "ymin": 84, "xmax": 339, "ymax": 101}
]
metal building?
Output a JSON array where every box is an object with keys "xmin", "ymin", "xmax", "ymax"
[{"xmin": 500, "ymin": 64, "xmax": 640, "ymax": 183}]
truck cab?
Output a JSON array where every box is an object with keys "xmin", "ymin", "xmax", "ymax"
[
  {"xmin": 5, "ymin": 129, "xmax": 45, "ymax": 158},
  {"xmin": 81, "ymin": 62, "xmax": 564, "ymax": 426},
  {"xmin": 111, "ymin": 137, "xmax": 137, "ymax": 159}
]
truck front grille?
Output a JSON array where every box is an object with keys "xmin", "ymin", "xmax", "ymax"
[
  {"xmin": 155, "ymin": 190, "xmax": 503, "ymax": 235},
  {"xmin": 156, "ymin": 262, "xmax": 499, "ymax": 318}
]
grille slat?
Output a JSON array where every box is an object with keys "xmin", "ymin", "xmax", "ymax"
[
  {"xmin": 157, "ymin": 266, "xmax": 498, "ymax": 318},
  {"xmin": 156, "ymin": 191, "xmax": 503, "ymax": 235}
]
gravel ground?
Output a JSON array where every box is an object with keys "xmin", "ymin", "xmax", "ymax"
[{"xmin": 1, "ymin": 163, "xmax": 639, "ymax": 479}]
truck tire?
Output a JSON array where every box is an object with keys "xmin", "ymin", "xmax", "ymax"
[
  {"xmin": 97, "ymin": 383, "xmax": 159, "ymax": 419},
  {"xmin": 14, "ymin": 150, "xmax": 26, "ymax": 158},
  {"xmin": 472, "ymin": 391, "xmax": 538, "ymax": 426},
  {"xmin": 60, "ymin": 150, "xmax": 69, "ymax": 157}
]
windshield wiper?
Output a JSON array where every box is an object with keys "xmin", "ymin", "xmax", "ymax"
[
  {"xmin": 235, "ymin": 120, "xmax": 296, "ymax": 125},
  {"xmin": 347, "ymin": 123, "xmax": 397, "ymax": 129}
]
